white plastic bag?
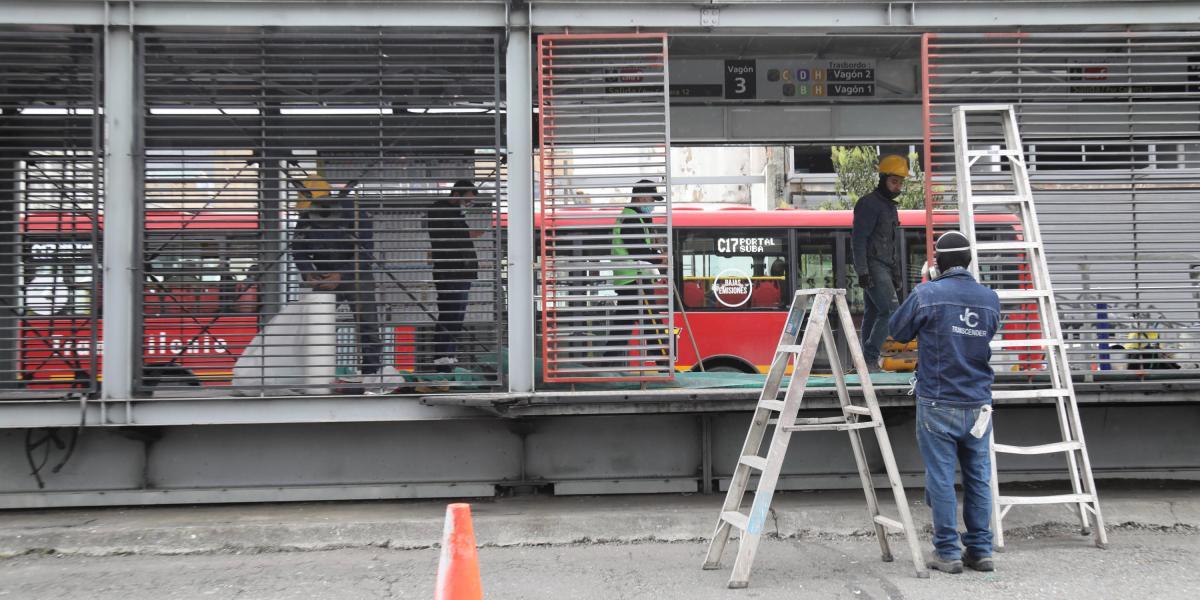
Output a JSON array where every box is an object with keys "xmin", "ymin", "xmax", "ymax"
[{"xmin": 232, "ymin": 292, "xmax": 338, "ymax": 395}]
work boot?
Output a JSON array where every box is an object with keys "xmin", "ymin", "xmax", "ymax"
[
  {"xmin": 926, "ymin": 554, "xmax": 964, "ymax": 574},
  {"xmin": 964, "ymin": 553, "xmax": 995, "ymax": 572}
]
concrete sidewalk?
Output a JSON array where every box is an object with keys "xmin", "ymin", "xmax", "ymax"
[{"xmin": 1, "ymin": 487, "xmax": 1197, "ymax": 558}]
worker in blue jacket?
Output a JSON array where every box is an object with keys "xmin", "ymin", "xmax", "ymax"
[{"xmin": 888, "ymin": 230, "xmax": 1001, "ymax": 574}]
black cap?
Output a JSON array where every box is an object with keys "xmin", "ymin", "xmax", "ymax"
[
  {"xmin": 632, "ymin": 179, "xmax": 662, "ymax": 201},
  {"xmin": 451, "ymin": 179, "xmax": 477, "ymax": 196},
  {"xmin": 935, "ymin": 231, "xmax": 971, "ymax": 254}
]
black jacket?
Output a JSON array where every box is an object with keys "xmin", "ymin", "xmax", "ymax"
[
  {"xmin": 292, "ymin": 203, "xmax": 373, "ymax": 276},
  {"xmin": 851, "ymin": 189, "xmax": 901, "ymax": 281},
  {"xmin": 427, "ymin": 200, "xmax": 478, "ymax": 281}
]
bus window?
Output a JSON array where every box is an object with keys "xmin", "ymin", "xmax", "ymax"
[
  {"xmin": 678, "ymin": 230, "xmax": 788, "ymax": 310},
  {"xmin": 905, "ymin": 229, "xmax": 928, "ymax": 293},
  {"xmin": 22, "ymin": 241, "xmax": 95, "ymax": 316},
  {"xmin": 794, "ymin": 234, "xmax": 836, "ymax": 296},
  {"xmin": 143, "ymin": 236, "xmax": 260, "ymax": 316}
]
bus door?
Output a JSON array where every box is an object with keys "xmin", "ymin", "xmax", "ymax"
[{"xmin": 792, "ymin": 229, "xmax": 838, "ymax": 372}]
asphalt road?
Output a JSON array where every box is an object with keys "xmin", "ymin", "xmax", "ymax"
[{"xmin": 2, "ymin": 529, "xmax": 1197, "ymax": 600}]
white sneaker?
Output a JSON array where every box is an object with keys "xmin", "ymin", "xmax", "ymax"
[{"xmin": 362, "ymin": 366, "xmax": 406, "ymax": 396}]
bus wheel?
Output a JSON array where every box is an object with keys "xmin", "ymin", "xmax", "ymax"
[
  {"xmin": 705, "ymin": 366, "xmax": 744, "ymax": 373},
  {"xmin": 695, "ymin": 358, "xmax": 756, "ymax": 374},
  {"xmin": 143, "ymin": 364, "xmax": 201, "ymax": 389}
]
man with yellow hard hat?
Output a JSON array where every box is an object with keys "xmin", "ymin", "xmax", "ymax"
[{"xmin": 851, "ymin": 154, "xmax": 908, "ymax": 372}]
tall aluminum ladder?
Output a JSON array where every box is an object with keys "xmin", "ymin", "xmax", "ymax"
[
  {"xmin": 701, "ymin": 289, "xmax": 928, "ymax": 588},
  {"xmin": 952, "ymin": 104, "xmax": 1108, "ymax": 550}
]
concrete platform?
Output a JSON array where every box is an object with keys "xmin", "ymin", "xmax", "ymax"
[{"xmin": 1, "ymin": 486, "xmax": 1196, "ymax": 558}]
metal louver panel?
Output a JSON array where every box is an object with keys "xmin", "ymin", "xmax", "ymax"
[
  {"xmin": 138, "ymin": 30, "xmax": 504, "ymax": 396},
  {"xmin": 538, "ymin": 33, "xmax": 674, "ymax": 383},
  {"xmin": 923, "ymin": 31, "xmax": 1200, "ymax": 382},
  {"xmin": 0, "ymin": 29, "xmax": 102, "ymax": 397}
]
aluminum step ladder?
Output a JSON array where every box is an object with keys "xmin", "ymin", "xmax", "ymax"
[
  {"xmin": 952, "ymin": 104, "xmax": 1108, "ymax": 550},
  {"xmin": 701, "ymin": 289, "xmax": 928, "ymax": 588}
]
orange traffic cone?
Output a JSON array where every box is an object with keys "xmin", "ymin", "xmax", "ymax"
[{"xmin": 435, "ymin": 503, "xmax": 483, "ymax": 600}]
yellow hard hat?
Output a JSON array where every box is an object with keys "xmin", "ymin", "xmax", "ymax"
[{"xmin": 878, "ymin": 154, "xmax": 910, "ymax": 178}]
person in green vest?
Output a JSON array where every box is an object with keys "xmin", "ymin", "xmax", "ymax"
[{"xmin": 604, "ymin": 180, "xmax": 666, "ymax": 364}]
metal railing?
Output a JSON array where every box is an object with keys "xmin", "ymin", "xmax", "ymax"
[
  {"xmin": 538, "ymin": 33, "xmax": 674, "ymax": 383},
  {"xmin": 923, "ymin": 31, "xmax": 1200, "ymax": 381},
  {"xmin": 0, "ymin": 29, "xmax": 103, "ymax": 397},
  {"xmin": 132, "ymin": 29, "xmax": 506, "ymax": 397}
]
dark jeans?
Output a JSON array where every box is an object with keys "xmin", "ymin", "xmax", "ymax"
[
  {"xmin": 861, "ymin": 265, "xmax": 899, "ymax": 363},
  {"xmin": 916, "ymin": 398, "xmax": 994, "ymax": 560},
  {"xmin": 433, "ymin": 280, "xmax": 471, "ymax": 362},
  {"xmin": 607, "ymin": 284, "xmax": 666, "ymax": 356},
  {"xmin": 332, "ymin": 275, "xmax": 382, "ymax": 376}
]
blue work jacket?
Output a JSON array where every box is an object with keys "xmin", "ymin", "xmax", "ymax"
[{"xmin": 888, "ymin": 267, "xmax": 1001, "ymax": 406}]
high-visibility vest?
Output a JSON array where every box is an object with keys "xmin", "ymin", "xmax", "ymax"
[{"xmin": 612, "ymin": 206, "xmax": 653, "ymax": 286}]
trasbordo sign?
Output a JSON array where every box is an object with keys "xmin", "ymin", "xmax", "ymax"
[{"xmin": 712, "ymin": 268, "xmax": 753, "ymax": 308}]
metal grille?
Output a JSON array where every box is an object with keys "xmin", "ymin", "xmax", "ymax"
[
  {"xmin": 0, "ymin": 29, "xmax": 103, "ymax": 397},
  {"xmin": 138, "ymin": 30, "xmax": 504, "ymax": 396},
  {"xmin": 538, "ymin": 33, "xmax": 673, "ymax": 383},
  {"xmin": 923, "ymin": 31, "xmax": 1200, "ymax": 381}
]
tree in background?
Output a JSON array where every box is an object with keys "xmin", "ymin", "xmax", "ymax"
[{"xmin": 820, "ymin": 146, "xmax": 925, "ymax": 210}]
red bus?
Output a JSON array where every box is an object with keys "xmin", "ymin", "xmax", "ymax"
[{"xmin": 18, "ymin": 211, "xmax": 262, "ymax": 389}]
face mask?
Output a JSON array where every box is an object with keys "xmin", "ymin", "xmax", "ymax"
[{"xmin": 635, "ymin": 204, "xmax": 654, "ymax": 214}]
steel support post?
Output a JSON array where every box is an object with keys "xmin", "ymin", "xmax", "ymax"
[
  {"xmin": 101, "ymin": 25, "xmax": 136, "ymax": 404},
  {"xmin": 505, "ymin": 10, "xmax": 535, "ymax": 393},
  {"xmin": 0, "ymin": 152, "xmax": 17, "ymax": 390}
]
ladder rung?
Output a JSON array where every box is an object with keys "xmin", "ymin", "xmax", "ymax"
[
  {"xmin": 997, "ymin": 493, "xmax": 1097, "ymax": 506},
  {"xmin": 777, "ymin": 344, "xmax": 807, "ymax": 354},
  {"xmin": 965, "ymin": 149, "xmax": 1022, "ymax": 158},
  {"xmin": 969, "ymin": 195, "xmax": 1029, "ymax": 205},
  {"xmin": 783, "ymin": 421, "xmax": 879, "ymax": 433},
  {"xmin": 842, "ymin": 405, "xmax": 872, "ymax": 416},
  {"xmin": 975, "ymin": 241, "xmax": 1037, "ymax": 252},
  {"xmin": 990, "ymin": 338, "xmax": 1062, "ymax": 349},
  {"xmin": 794, "ymin": 416, "xmax": 851, "ymax": 425},
  {"xmin": 994, "ymin": 441, "xmax": 1083, "ymax": 455},
  {"xmin": 995, "ymin": 289, "xmax": 1052, "ymax": 301},
  {"xmin": 721, "ymin": 510, "xmax": 749, "ymax": 531},
  {"xmin": 759, "ymin": 400, "xmax": 786, "ymax": 412},
  {"xmin": 873, "ymin": 515, "xmax": 904, "ymax": 531},
  {"xmin": 739, "ymin": 455, "xmax": 768, "ymax": 471},
  {"xmin": 954, "ymin": 104, "xmax": 1017, "ymax": 113},
  {"xmin": 992, "ymin": 388, "xmax": 1071, "ymax": 400}
]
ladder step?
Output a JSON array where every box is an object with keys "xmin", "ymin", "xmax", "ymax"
[
  {"xmin": 739, "ymin": 455, "xmax": 769, "ymax": 471},
  {"xmin": 954, "ymin": 104, "xmax": 1018, "ymax": 112},
  {"xmin": 873, "ymin": 515, "xmax": 904, "ymax": 531},
  {"xmin": 975, "ymin": 241, "xmax": 1037, "ymax": 252},
  {"xmin": 997, "ymin": 493, "xmax": 1097, "ymax": 506},
  {"xmin": 965, "ymin": 149, "xmax": 1023, "ymax": 158},
  {"xmin": 759, "ymin": 400, "xmax": 786, "ymax": 412},
  {"xmin": 721, "ymin": 510, "xmax": 750, "ymax": 531},
  {"xmin": 990, "ymin": 338, "xmax": 1062, "ymax": 349},
  {"xmin": 994, "ymin": 289, "xmax": 1052, "ymax": 301},
  {"xmin": 842, "ymin": 405, "xmax": 872, "ymax": 416},
  {"xmin": 783, "ymin": 421, "xmax": 879, "ymax": 433},
  {"xmin": 993, "ymin": 441, "xmax": 1083, "ymax": 455},
  {"xmin": 992, "ymin": 388, "xmax": 1071, "ymax": 400},
  {"xmin": 777, "ymin": 344, "xmax": 807, "ymax": 354},
  {"xmin": 969, "ymin": 195, "xmax": 1029, "ymax": 205}
]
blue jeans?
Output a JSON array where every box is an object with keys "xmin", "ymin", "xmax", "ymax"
[
  {"xmin": 916, "ymin": 398, "xmax": 993, "ymax": 560},
  {"xmin": 860, "ymin": 266, "xmax": 898, "ymax": 363}
]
